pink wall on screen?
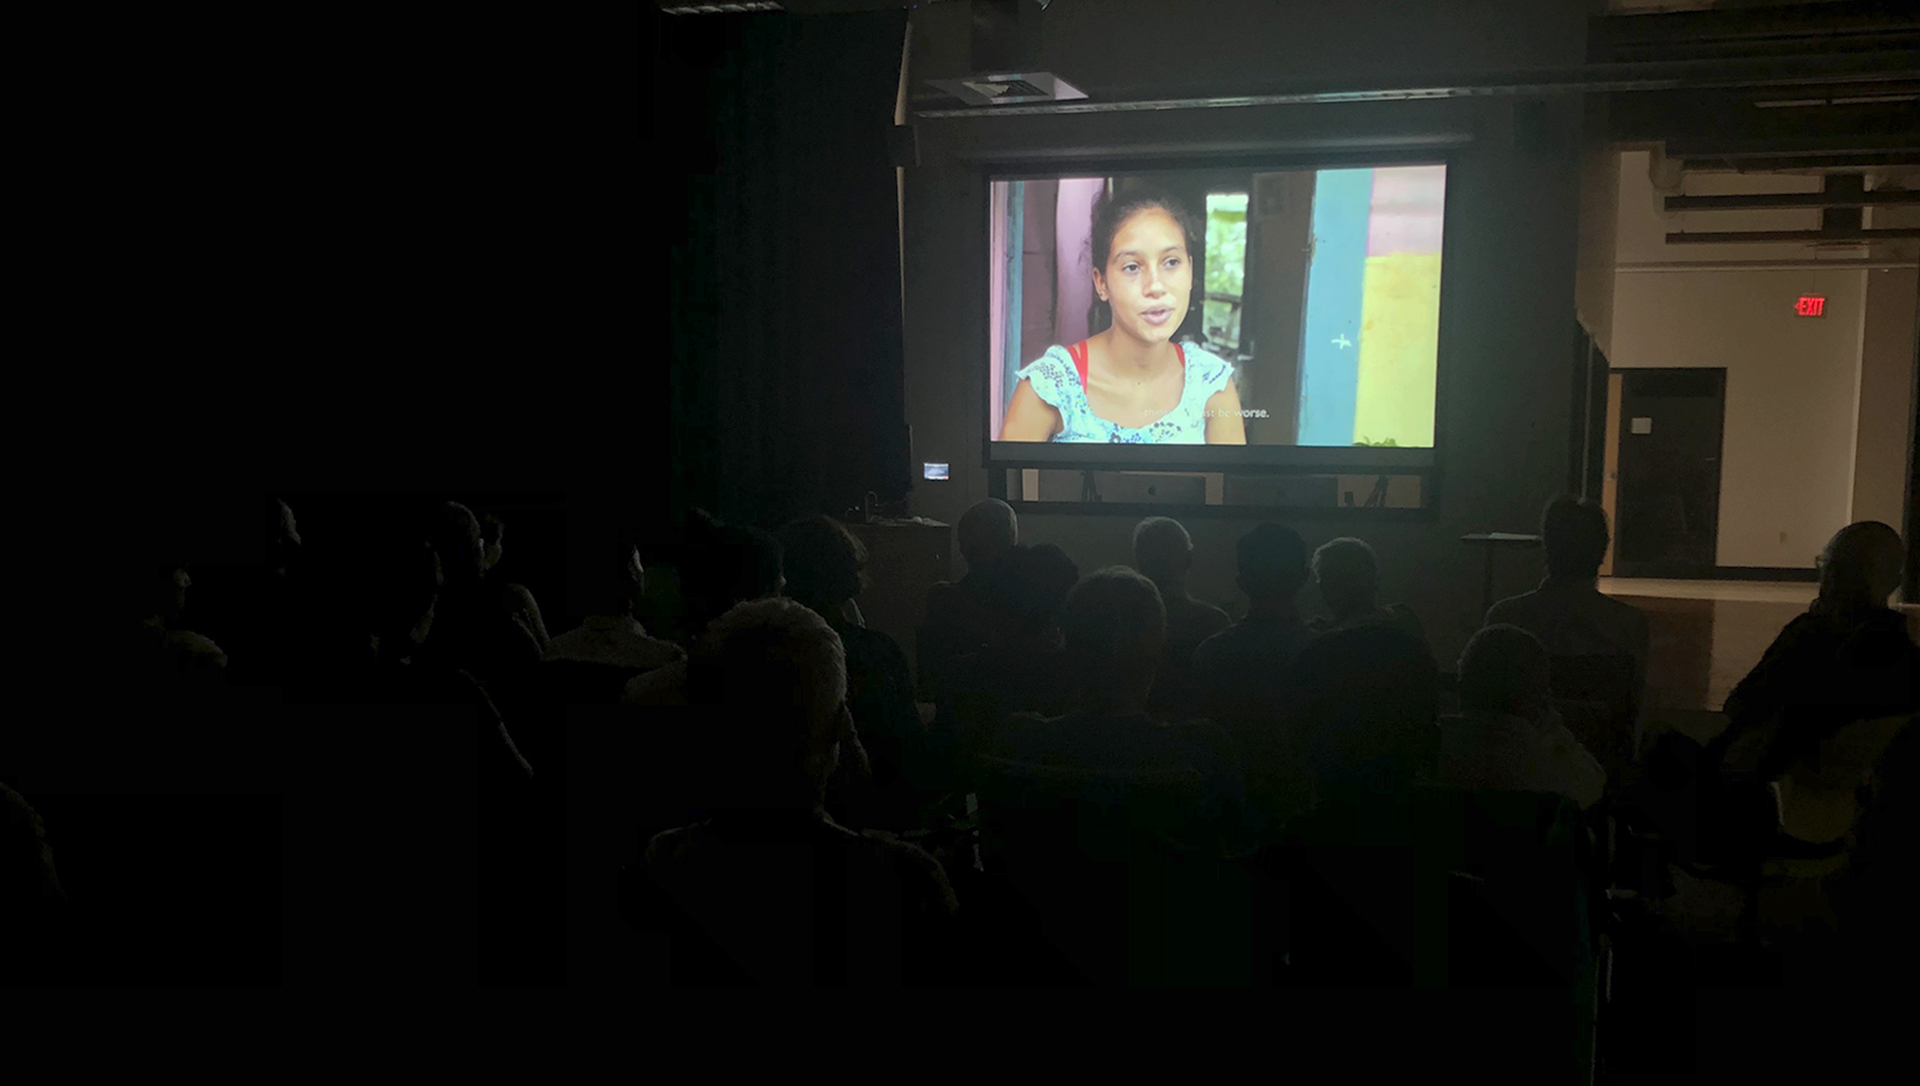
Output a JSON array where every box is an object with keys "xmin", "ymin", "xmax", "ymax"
[
  {"xmin": 1054, "ymin": 178, "xmax": 1104, "ymax": 349},
  {"xmin": 988, "ymin": 181, "xmax": 1009, "ymax": 441},
  {"xmin": 1366, "ymin": 165, "xmax": 1447, "ymax": 256}
]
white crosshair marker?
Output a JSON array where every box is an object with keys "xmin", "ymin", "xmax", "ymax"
[{"xmin": 1332, "ymin": 333, "xmax": 1353, "ymax": 350}]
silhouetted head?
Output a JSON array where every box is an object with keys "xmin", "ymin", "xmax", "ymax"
[
  {"xmin": 1288, "ymin": 624, "xmax": 1438, "ymax": 793},
  {"xmin": 1815, "ymin": 521, "xmax": 1905, "ymax": 615},
  {"xmin": 479, "ymin": 513, "xmax": 506, "ymax": 575},
  {"xmin": 1312, "ymin": 537, "xmax": 1379, "ymax": 617},
  {"xmin": 2, "ymin": 783, "xmax": 65, "ymax": 915},
  {"xmin": 1237, "ymin": 522, "xmax": 1310, "ymax": 605},
  {"xmin": 1133, "ymin": 516, "xmax": 1195, "ymax": 588},
  {"xmin": 138, "ymin": 565, "xmax": 192, "ymax": 624},
  {"xmin": 777, "ymin": 516, "xmax": 868, "ymax": 616},
  {"xmin": 268, "ymin": 498, "xmax": 302, "ymax": 580},
  {"xmin": 1459, "ymin": 624, "xmax": 1553, "ymax": 720},
  {"xmin": 1062, "ymin": 566, "xmax": 1167, "ymax": 702},
  {"xmin": 981, "ymin": 543, "xmax": 1080, "ymax": 642},
  {"xmin": 686, "ymin": 598, "xmax": 849, "ymax": 812},
  {"xmin": 678, "ymin": 510, "xmax": 785, "ymax": 638},
  {"xmin": 958, "ymin": 499, "xmax": 1018, "ymax": 570},
  {"xmin": 1090, "ymin": 185, "xmax": 1202, "ymax": 348},
  {"xmin": 351, "ymin": 531, "xmax": 442, "ymax": 654},
  {"xmin": 428, "ymin": 502, "xmax": 486, "ymax": 587},
  {"xmin": 570, "ymin": 532, "xmax": 646, "ymax": 621},
  {"xmin": 1543, "ymin": 496, "xmax": 1611, "ymax": 582}
]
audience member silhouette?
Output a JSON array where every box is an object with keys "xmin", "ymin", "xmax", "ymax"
[
  {"xmin": 622, "ymin": 510, "xmax": 785, "ymax": 705},
  {"xmin": 487, "ymin": 512, "xmax": 551, "ymax": 649},
  {"xmin": 479, "ymin": 513, "xmax": 506, "ymax": 577},
  {"xmin": 425, "ymin": 502, "xmax": 549, "ymax": 668},
  {"xmin": 918, "ymin": 499, "xmax": 1018, "ymax": 697},
  {"xmin": 1486, "ymin": 497, "xmax": 1650, "ymax": 733},
  {"xmin": 1285, "ymin": 623, "xmax": 1440, "ymax": 809},
  {"xmin": 1132, "ymin": 516, "xmax": 1231, "ymax": 720},
  {"xmin": 1192, "ymin": 523, "xmax": 1316, "ymax": 837},
  {"xmin": 1438, "ymin": 625, "xmax": 1607, "ymax": 810},
  {"xmin": 778, "ymin": 515, "xmax": 929, "ymax": 830},
  {"xmin": 1711, "ymin": 521, "xmax": 1916, "ymax": 785},
  {"xmin": 677, "ymin": 509, "xmax": 787, "ymax": 640},
  {"xmin": 1307, "ymin": 538, "xmax": 1429, "ymax": 650},
  {"xmin": 624, "ymin": 597, "xmax": 960, "ymax": 985},
  {"xmin": 622, "ymin": 513, "xmax": 878, "ymax": 834},
  {"xmin": 416, "ymin": 498, "xmax": 545, "ymax": 683},
  {"xmin": 543, "ymin": 536, "xmax": 684, "ymax": 675},
  {"xmin": 1489, "ymin": 497, "xmax": 1649, "ymax": 663},
  {"xmin": 999, "ymin": 566, "xmax": 1245, "ymax": 831},
  {"xmin": 219, "ymin": 497, "xmax": 319, "ymax": 692},
  {"xmin": 3, "ymin": 782, "xmax": 70, "ymax": 985},
  {"xmin": 282, "ymin": 526, "xmax": 540, "ymax": 985},
  {"xmin": 271, "ymin": 496, "xmax": 303, "ymax": 574},
  {"xmin": 125, "ymin": 563, "xmax": 228, "ymax": 700},
  {"xmin": 929, "ymin": 543, "xmax": 1081, "ymax": 782}
]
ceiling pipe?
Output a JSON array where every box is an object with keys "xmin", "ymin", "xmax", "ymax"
[
  {"xmin": 1664, "ymin": 190, "xmax": 1920, "ymax": 210},
  {"xmin": 1664, "ymin": 227, "xmax": 1920, "ymax": 243},
  {"xmin": 910, "ymin": 52, "xmax": 1920, "ymax": 117}
]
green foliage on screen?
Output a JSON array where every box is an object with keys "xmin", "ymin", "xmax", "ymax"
[
  {"xmin": 1205, "ymin": 195, "xmax": 1248, "ymax": 298},
  {"xmin": 1204, "ymin": 194, "xmax": 1248, "ymax": 349}
]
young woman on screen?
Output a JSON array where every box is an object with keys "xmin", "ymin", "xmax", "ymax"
[{"xmin": 999, "ymin": 187, "xmax": 1247, "ymax": 445}]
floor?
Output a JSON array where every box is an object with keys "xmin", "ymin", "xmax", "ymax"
[{"xmin": 1597, "ymin": 578, "xmax": 1815, "ymax": 737}]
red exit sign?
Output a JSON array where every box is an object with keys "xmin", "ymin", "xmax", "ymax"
[{"xmin": 1796, "ymin": 295, "xmax": 1826, "ymax": 317}]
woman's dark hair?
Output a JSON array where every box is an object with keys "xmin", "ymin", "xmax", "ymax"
[
  {"xmin": 1090, "ymin": 183, "xmax": 1204, "ymax": 278},
  {"xmin": 1238, "ymin": 523, "xmax": 1310, "ymax": 598},
  {"xmin": 1286, "ymin": 625, "xmax": 1438, "ymax": 786},
  {"xmin": 1815, "ymin": 520, "xmax": 1904, "ymax": 614},
  {"xmin": 776, "ymin": 515, "xmax": 868, "ymax": 607},
  {"xmin": 355, "ymin": 532, "xmax": 443, "ymax": 629},
  {"xmin": 1457, "ymin": 624, "xmax": 1552, "ymax": 716},
  {"xmin": 983, "ymin": 543, "xmax": 1080, "ymax": 635},
  {"xmin": 1542, "ymin": 497, "xmax": 1610, "ymax": 580},
  {"xmin": 680, "ymin": 509, "xmax": 785, "ymax": 620}
]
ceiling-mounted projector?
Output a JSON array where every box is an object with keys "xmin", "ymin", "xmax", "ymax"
[
  {"xmin": 926, "ymin": 0, "xmax": 1081, "ymax": 107},
  {"xmin": 925, "ymin": 71, "xmax": 1085, "ymax": 107},
  {"xmin": 658, "ymin": 0, "xmax": 1083, "ymax": 107}
]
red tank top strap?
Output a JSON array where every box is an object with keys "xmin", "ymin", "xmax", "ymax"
[{"xmin": 1071, "ymin": 340, "xmax": 1184, "ymax": 387}]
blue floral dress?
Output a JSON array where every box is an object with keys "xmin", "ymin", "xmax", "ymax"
[{"xmin": 1016, "ymin": 339, "xmax": 1235, "ymax": 443}]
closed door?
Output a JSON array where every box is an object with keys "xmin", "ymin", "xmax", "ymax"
[{"xmin": 1613, "ymin": 368, "xmax": 1726, "ymax": 576}]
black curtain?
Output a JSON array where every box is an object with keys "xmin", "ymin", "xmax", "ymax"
[{"xmin": 658, "ymin": 9, "xmax": 912, "ymax": 530}]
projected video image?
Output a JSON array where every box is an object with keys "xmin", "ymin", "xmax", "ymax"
[{"xmin": 990, "ymin": 165, "xmax": 1445, "ymax": 448}]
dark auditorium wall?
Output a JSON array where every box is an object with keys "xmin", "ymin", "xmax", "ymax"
[
  {"xmin": 658, "ymin": 9, "xmax": 914, "ymax": 531},
  {"xmin": 902, "ymin": 0, "xmax": 1595, "ymax": 668}
]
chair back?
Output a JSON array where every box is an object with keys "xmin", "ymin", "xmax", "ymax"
[
  {"xmin": 1776, "ymin": 713, "xmax": 1914, "ymax": 845},
  {"xmin": 540, "ymin": 658, "xmax": 649, "ymax": 705},
  {"xmin": 975, "ymin": 755, "xmax": 1206, "ymax": 865},
  {"xmin": 973, "ymin": 756, "xmax": 1210, "ymax": 985},
  {"xmin": 1550, "ymin": 653, "xmax": 1638, "ymax": 775},
  {"xmin": 1410, "ymin": 785, "xmax": 1592, "ymax": 987}
]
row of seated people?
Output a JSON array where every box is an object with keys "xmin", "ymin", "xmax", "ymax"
[
  {"xmin": 22, "ymin": 499, "xmax": 554, "ymax": 984},
  {"xmin": 920, "ymin": 499, "xmax": 1629, "ymax": 827},
  {"xmin": 612, "ymin": 556, "xmax": 1619, "ymax": 986},
  {"xmin": 614, "ymin": 501, "xmax": 1910, "ymax": 985},
  {"xmin": 13, "ymin": 489, "xmax": 1912, "ymax": 987}
]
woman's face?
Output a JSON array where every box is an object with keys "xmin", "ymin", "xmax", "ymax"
[{"xmin": 1095, "ymin": 207, "xmax": 1192, "ymax": 347}]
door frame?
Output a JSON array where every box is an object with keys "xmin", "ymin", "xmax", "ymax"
[{"xmin": 1606, "ymin": 366, "xmax": 1730, "ymax": 580}]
